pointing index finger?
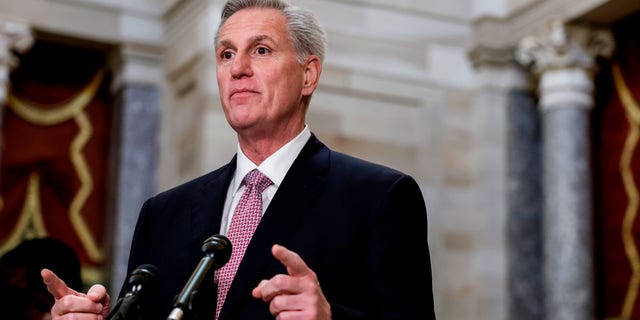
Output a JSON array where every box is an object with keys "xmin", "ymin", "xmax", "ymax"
[
  {"xmin": 41, "ymin": 268, "xmax": 78, "ymax": 299},
  {"xmin": 272, "ymin": 244, "xmax": 311, "ymax": 277}
]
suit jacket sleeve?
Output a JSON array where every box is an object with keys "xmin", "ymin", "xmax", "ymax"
[{"xmin": 329, "ymin": 174, "xmax": 434, "ymax": 319}]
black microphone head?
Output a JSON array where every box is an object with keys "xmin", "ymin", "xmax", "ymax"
[
  {"xmin": 127, "ymin": 264, "xmax": 161, "ymax": 293},
  {"xmin": 108, "ymin": 264, "xmax": 161, "ymax": 320},
  {"xmin": 201, "ymin": 235, "xmax": 232, "ymax": 269}
]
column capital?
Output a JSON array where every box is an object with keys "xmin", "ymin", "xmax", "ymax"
[
  {"xmin": 0, "ymin": 18, "xmax": 33, "ymax": 104},
  {"xmin": 469, "ymin": 44, "xmax": 517, "ymax": 69},
  {"xmin": 0, "ymin": 18, "xmax": 33, "ymax": 66},
  {"xmin": 515, "ymin": 21, "xmax": 614, "ymax": 75},
  {"xmin": 468, "ymin": 44, "xmax": 534, "ymax": 91},
  {"xmin": 108, "ymin": 42, "xmax": 164, "ymax": 92},
  {"xmin": 515, "ymin": 21, "xmax": 615, "ymax": 112}
]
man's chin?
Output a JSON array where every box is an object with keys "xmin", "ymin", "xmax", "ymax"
[{"xmin": 229, "ymin": 120, "xmax": 259, "ymax": 133}]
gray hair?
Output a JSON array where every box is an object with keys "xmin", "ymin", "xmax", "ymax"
[{"xmin": 215, "ymin": 0, "xmax": 328, "ymax": 64}]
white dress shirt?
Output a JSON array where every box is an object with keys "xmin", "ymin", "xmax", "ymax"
[{"xmin": 219, "ymin": 126, "xmax": 311, "ymax": 235}]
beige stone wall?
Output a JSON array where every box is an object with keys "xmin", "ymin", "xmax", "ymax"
[{"xmin": 0, "ymin": 0, "xmax": 166, "ymax": 44}]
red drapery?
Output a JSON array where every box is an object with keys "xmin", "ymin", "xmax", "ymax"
[
  {"xmin": 594, "ymin": 12, "xmax": 640, "ymax": 319},
  {"xmin": 0, "ymin": 40, "xmax": 112, "ymax": 281}
]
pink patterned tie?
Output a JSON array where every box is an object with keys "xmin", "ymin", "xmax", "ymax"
[{"xmin": 215, "ymin": 169, "xmax": 272, "ymax": 319}]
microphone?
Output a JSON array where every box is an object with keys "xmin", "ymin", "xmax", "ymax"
[
  {"xmin": 167, "ymin": 234, "xmax": 232, "ymax": 320},
  {"xmin": 107, "ymin": 264, "xmax": 161, "ymax": 320}
]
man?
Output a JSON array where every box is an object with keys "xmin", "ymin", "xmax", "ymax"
[{"xmin": 42, "ymin": 0, "xmax": 435, "ymax": 319}]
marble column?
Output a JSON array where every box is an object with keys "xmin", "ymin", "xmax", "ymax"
[
  {"xmin": 106, "ymin": 45, "xmax": 162, "ymax": 297},
  {"xmin": 470, "ymin": 45, "xmax": 543, "ymax": 320},
  {"xmin": 0, "ymin": 18, "xmax": 33, "ymax": 132},
  {"xmin": 516, "ymin": 21, "xmax": 614, "ymax": 320}
]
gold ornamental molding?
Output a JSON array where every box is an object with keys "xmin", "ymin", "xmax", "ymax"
[
  {"xmin": 3, "ymin": 70, "xmax": 105, "ymax": 263},
  {"xmin": 7, "ymin": 69, "xmax": 105, "ymax": 125},
  {"xmin": 0, "ymin": 172, "xmax": 48, "ymax": 255},
  {"xmin": 613, "ymin": 62, "xmax": 640, "ymax": 319}
]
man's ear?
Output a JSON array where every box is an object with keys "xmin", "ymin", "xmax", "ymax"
[{"xmin": 302, "ymin": 55, "xmax": 322, "ymax": 96}]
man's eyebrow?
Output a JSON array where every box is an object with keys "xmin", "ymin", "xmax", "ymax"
[
  {"xmin": 217, "ymin": 39, "xmax": 233, "ymax": 50},
  {"xmin": 250, "ymin": 34, "xmax": 274, "ymax": 44},
  {"xmin": 217, "ymin": 34, "xmax": 276, "ymax": 50}
]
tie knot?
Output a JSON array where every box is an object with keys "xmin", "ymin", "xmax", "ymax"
[{"xmin": 243, "ymin": 169, "xmax": 272, "ymax": 193}]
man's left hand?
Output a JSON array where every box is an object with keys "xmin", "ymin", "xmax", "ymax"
[{"xmin": 252, "ymin": 245, "xmax": 331, "ymax": 320}]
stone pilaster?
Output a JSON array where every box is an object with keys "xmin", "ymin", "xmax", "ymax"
[
  {"xmin": 470, "ymin": 44, "xmax": 543, "ymax": 320},
  {"xmin": 106, "ymin": 44, "xmax": 163, "ymax": 298},
  {"xmin": 516, "ymin": 21, "xmax": 614, "ymax": 320}
]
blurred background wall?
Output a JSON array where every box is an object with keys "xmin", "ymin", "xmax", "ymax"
[{"xmin": 0, "ymin": 0, "xmax": 638, "ymax": 319}]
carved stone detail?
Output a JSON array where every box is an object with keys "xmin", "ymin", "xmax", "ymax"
[
  {"xmin": 515, "ymin": 21, "xmax": 614, "ymax": 75},
  {"xmin": 515, "ymin": 21, "xmax": 614, "ymax": 112},
  {"xmin": 0, "ymin": 19, "xmax": 33, "ymax": 105}
]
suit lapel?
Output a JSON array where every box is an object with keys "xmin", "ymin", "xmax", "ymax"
[
  {"xmin": 220, "ymin": 135, "xmax": 330, "ymax": 317},
  {"xmin": 189, "ymin": 157, "xmax": 236, "ymax": 269},
  {"xmin": 176, "ymin": 157, "xmax": 235, "ymax": 319}
]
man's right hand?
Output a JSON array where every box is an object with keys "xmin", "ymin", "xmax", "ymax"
[{"xmin": 41, "ymin": 268, "xmax": 111, "ymax": 319}]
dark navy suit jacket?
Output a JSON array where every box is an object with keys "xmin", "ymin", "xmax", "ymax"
[{"xmin": 124, "ymin": 134, "xmax": 435, "ymax": 319}]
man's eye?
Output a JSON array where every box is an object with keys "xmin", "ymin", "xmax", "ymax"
[
  {"xmin": 222, "ymin": 51, "xmax": 233, "ymax": 59},
  {"xmin": 256, "ymin": 47, "xmax": 269, "ymax": 55}
]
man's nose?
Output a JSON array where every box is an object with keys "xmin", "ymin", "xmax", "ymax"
[{"xmin": 231, "ymin": 53, "xmax": 252, "ymax": 78}]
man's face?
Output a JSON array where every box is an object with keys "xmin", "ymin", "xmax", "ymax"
[{"xmin": 216, "ymin": 8, "xmax": 312, "ymax": 137}]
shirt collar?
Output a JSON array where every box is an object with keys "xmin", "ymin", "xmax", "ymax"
[{"xmin": 232, "ymin": 125, "xmax": 311, "ymax": 193}]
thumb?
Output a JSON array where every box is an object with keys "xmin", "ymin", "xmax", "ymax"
[
  {"xmin": 87, "ymin": 284, "xmax": 109, "ymax": 303},
  {"xmin": 87, "ymin": 284, "xmax": 111, "ymax": 316}
]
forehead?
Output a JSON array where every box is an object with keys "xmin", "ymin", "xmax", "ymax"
[{"xmin": 217, "ymin": 7, "xmax": 289, "ymax": 45}]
